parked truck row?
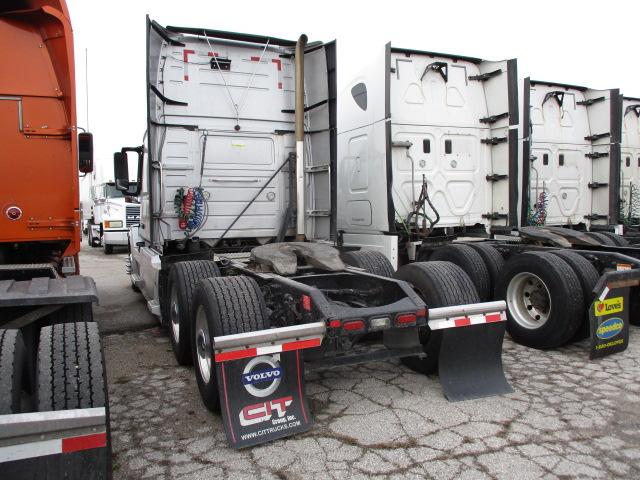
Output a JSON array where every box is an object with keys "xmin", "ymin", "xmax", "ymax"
[
  {"xmin": 114, "ymin": 18, "xmax": 639, "ymax": 448},
  {"xmin": 1, "ymin": 3, "xmax": 638, "ymax": 475}
]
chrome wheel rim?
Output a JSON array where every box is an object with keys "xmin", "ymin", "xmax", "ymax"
[
  {"xmin": 195, "ymin": 306, "xmax": 211, "ymax": 384},
  {"xmin": 170, "ymin": 286, "xmax": 180, "ymax": 342},
  {"xmin": 506, "ymin": 272, "xmax": 551, "ymax": 329}
]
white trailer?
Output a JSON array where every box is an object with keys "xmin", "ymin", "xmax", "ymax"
[
  {"xmin": 620, "ymin": 96, "xmax": 640, "ymax": 226},
  {"xmin": 115, "ymin": 19, "xmax": 513, "ymax": 448},
  {"xmin": 88, "ymin": 182, "xmax": 140, "ymax": 253},
  {"xmin": 521, "ymin": 79, "xmax": 622, "ymax": 232},
  {"xmin": 337, "ymin": 44, "xmax": 518, "ymax": 267}
]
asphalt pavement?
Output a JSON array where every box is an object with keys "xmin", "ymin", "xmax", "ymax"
[{"xmin": 78, "ymin": 242, "xmax": 640, "ymax": 480}]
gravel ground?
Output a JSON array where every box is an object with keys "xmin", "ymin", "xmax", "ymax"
[{"xmin": 80, "ymin": 243, "xmax": 640, "ymax": 479}]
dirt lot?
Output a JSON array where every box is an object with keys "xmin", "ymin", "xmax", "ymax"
[{"xmin": 81, "ymin": 244, "xmax": 640, "ymax": 479}]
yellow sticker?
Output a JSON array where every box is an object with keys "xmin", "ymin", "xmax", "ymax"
[
  {"xmin": 594, "ymin": 296, "xmax": 624, "ymax": 317},
  {"xmin": 231, "ymin": 142, "xmax": 246, "ymax": 149}
]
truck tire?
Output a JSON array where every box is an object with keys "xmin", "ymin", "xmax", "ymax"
[
  {"xmin": 342, "ymin": 250, "xmax": 395, "ymax": 277},
  {"xmin": 428, "ymin": 244, "xmax": 491, "ymax": 300},
  {"xmin": 191, "ymin": 276, "xmax": 268, "ymax": 412},
  {"xmin": 549, "ymin": 250, "xmax": 599, "ymax": 340},
  {"xmin": 394, "ymin": 261, "xmax": 480, "ymax": 375},
  {"xmin": 495, "ymin": 252, "xmax": 583, "ymax": 349},
  {"xmin": 168, "ymin": 260, "xmax": 220, "ymax": 365},
  {"xmin": 584, "ymin": 232, "xmax": 616, "ymax": 246},
  {"xmin": 0, "ymin": 330, "xmax": 27, "ymax": 414},
  {"xmin": 46, "ymin": 303, "xmax": 93, "ymax": 325},
  {"xmin": 468, "ymin": 243, "xmax": 504, "ymax": 299},
  {"xmin": 598, "ymin": 231, "xmax": 629, "ymax": 246},
  {"xmin": 103, "ymin": 243, "xmax": 114, "ymax": 255},
  {"xmin": 37, "ymin": 322, "xmax": 106, "ymax": 411}
]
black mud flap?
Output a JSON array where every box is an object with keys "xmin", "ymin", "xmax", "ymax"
[
  {"xmin": 588, "ymin": 268, "xmax": 640, "ymax": 359},
  {"xmin": 216, "ymin": 351, "xmax": 313, "ymax": 448},
  {"xmin": 438, "ymin": 322, "xmax": 513, "ymax": 402}
]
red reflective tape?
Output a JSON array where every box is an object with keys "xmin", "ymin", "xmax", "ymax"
[
  {"xmin": 485, "ymin": 313, "xmax": 503, "ymax": 323},
  {"xmin": 183, "ymin": 49, "xmax": 195, "ymax": 62},
  {"xmin": 251, "ymin": 56, "xmax": 260, "ymax": 61},
  {"xmin": 214, "ymin": 348, "xmax": 257, "ymax": 362},
  {"xmin": 454, "ymin": 317, "xmax": 471, "ymax": 327},
  {"xmin": 183, "ymin": 49, "xmax": 195, "ymax": 80},
  {"xmin": 208, "ymin": 52, "xmax": 218, "ymax": 57},
  {"xmin": 328, "ymin": 319, "xmax": 341, "ymax": 328},
  {"xmin": 277, "ymin": 82, "xmax": 283, "ymax": 89},
  {"xmin": 282, "ymin": 338, "xmax": 321, "ymax": 352},
  {"xmin": 272, "ymin": 59, "xmax": 282, "ymax": 71},
  {"xmin": 61, "ymin": 433, "xmax": 106, "ymax": 453}
]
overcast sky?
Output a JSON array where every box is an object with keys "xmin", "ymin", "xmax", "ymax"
[{"xmin": 68, "ymin": 0, "xmax": 640, "ymax": 188}]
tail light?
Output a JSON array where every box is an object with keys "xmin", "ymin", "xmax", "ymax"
[
  {"xmin": 342, "ymin": 319, "xmax": 365, "ymax": 332},
  {"xmin": 395, "ymin": 313, "xmax": 417, "ymax": 326},
  {"xmin": 301, "ymin": 294, "xmax": 312, "ymax": 312}
]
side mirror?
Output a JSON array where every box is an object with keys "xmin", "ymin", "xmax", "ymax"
[
  {"xmin": 78, "ymin": 132, "xmax": 94, "ymax": 173},
  {"xmin": 113, "ymin": 151, "xmax": 129, "ymax": 191},
  {"xmin": 114, "ymin": 146, "xmax": 144, "ymax": 196}
]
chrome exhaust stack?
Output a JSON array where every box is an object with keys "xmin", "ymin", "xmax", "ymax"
[{"xmin": 294, "ymin": 34, "xmax": 307, "ymax": 241}]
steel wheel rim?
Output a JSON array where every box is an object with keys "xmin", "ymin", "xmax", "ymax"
[
  {"xmin": 170, "ymin": 286, "xmax": 180, "ymax": 342},
  {"xmin": 506, "ymin": 272, "xmax": 552, "ymax": 329},
  {"xmin": 195, "ymin": 306, "xmax": 211, "ymax": 383}
]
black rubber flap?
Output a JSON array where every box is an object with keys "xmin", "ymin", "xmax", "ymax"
[
  {"xmin": 216, "ymin": 351, "xmax": 313, "ymax": 448},
  {"xmin": 438, "ymin": 322, "xmax": 513, "ymax": 402},
  {"xmin": 589, "ymin": 286, "xmax": 629, "ymax": 359}
]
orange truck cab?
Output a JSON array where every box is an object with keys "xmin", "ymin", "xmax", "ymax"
[
  {"xmin": 0, "ymin": 3, "xmax": 110, "ymax": 479},
  {"xmin": 0, "ymin": 0, "xmax": 93, "ymax": 275}
]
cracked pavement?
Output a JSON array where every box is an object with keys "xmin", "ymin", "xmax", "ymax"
[
  {"xmin": 103, "ymin": 328, "xmax": 640, "ymax": 479},
  {"xmin": 82, "ymin": 245, "xmax": 640, "ymax": 479}
]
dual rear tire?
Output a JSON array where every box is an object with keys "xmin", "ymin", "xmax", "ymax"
[
  {"xmin": 394, "ymin": 261, "xmax": 480, "ymax": 374},
  {"xmin": 421, "ymin": 243, "xmax": 599, "ymax": 349},
  {"xmin": 0, "ymin": 322, "xmax": 108, "ymax": 414},
  {"xmin": 167, "ymin": 260, "xmax": 220, "ymax": 365},
  {"xmin": 191, "ymin": 276, "xmax": 269, "ymax": 412},
  {"xmin": 495, "ymin": 251, "xmax": 591, "ymax": 349}
]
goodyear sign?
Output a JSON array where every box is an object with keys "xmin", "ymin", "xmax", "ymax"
[
  {"xmin": 594, "ymin": 297, "xmax": 623, "ymax": 317},
  {"xmin": 590, "ymin": 289, "xmax": 629, "ymax": 360}
]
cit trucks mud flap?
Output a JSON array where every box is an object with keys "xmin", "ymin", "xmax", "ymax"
[
  {"xmin": 212, "ymin": 322, "xmax": 324, "ymax": 448},
  {"xmin": 0, "ymin": 408, "xmax": 109, "ymax": 479},
  {"xmin": 429, "ymin": 301, "xmax": 513, "ymax": 402},
  {"xmin": 589, "ymin": 269, "xmax": 640, "ymax": 359}
]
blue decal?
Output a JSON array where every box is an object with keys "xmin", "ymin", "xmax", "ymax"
[
  {"xmin": 242, "ymin": 367, "xmax": 282, "ymax": 385},
  {"xmin": 596, "ymin": 317, "xmax": 624, "ymax": 340}
]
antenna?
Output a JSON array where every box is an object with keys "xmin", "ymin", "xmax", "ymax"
[{"xmin": 85, "ymin": 48, "xmax": 89, "ymax": 131}]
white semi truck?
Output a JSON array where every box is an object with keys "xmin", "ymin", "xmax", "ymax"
[
  {"xmin": 336, "ymin": 44, "xmax": 640, "ymax": 351},
  {"xmin": 521, "ymin": 79, "xmax": 622, "ymax": 234},
  {"xmin": 114, "ymin": 18, "xmax": 513, "ymax": 448},
  {"xmin": 88, "ymin": 181, "xmax": 140, "ymax": 253}
]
